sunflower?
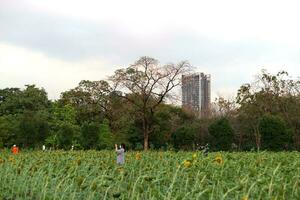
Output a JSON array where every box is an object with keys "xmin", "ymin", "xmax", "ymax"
[
  {"xmin": 242, "ymin": 195, "xmax": 248, "ymax": 200},
  {"xmin": 159, "ymin": 152, "xmax": 163, "ymax": 160},
  {"xmin": 117, "ymin": 167, "xmax": 124, "ymax": 173},
  {"xmin": 135, "ymin": 152, "xmax": 141, "ymax": 160},
  {"xmin": 8, "ymin": 157, "xmax": 14, "ymax": 162},
  {"xmin": 192, "ymin": 153, "xmax": 197, "ymax": 160},
  {"xmin": 76, "ymin": 159, "xmax": 82, "ymax": 166},
  {"xmin": 183, "ymin": 160, "xmax": 192, "ymax": 168},
  {"xmin": 215, "ymin": 154, "xmax": 224, "ymax": 165}
]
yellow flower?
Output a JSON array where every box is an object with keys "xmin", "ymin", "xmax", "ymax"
[
  {"xmin": 117, "ymin": 167, "xmax": 124, "ymax": 173},
  {"xmin": 76, "ymin": 159, "xmax": 81, "ymax": 165},
  {"xmin": 159, "ymin": 152, "xmax": 163, "ymax": 160},
  {"xmin": 8, "ymin": 157, "xmax": 15, "ymax": 163},
  {"xmin": 183, "ymin": 160, "xmax": 192, "ymax": 168},
  {"xmin": 242, "ymin": 195, "xmax": 248, "ymax": 200},
  {"xmin": 135, "ymin": 152, "xmax": 141, "ymax": 160},
  {"xmin": 215, "ymin": 154, "xmax": 224, "ymax": 165},
  {"xmin": 192, "ymin": 153, "xmax": 197, "ymax": 160}
]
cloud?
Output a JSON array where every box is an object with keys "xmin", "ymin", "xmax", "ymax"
[
  {"xmin": 0, "ymin": 43, "xmax": 112, "ymax": 99},
  {"xmin": 0, "ymin": 0, "xmax": 299, "ymax": 100},
  {"xmin": 16, "ymin": 0, "xmax": 300, "ymax": 44},
  {"xmin": 0, "ymin": 9, "xmax": 139, "ymax": 62}
]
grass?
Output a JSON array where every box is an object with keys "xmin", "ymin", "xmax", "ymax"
[{"xmin": 0, "ymin": 150, "xmax": 300, "ymax": 199}]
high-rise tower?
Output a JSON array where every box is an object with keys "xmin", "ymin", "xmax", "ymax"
[{"xmin": 182, "ymin": 73, "xmax": 211, "ymax": 117}]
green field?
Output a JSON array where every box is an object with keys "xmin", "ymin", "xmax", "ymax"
[{"xmin": 0, "ymin": 151, "xmax": 300, "ymax": 200}]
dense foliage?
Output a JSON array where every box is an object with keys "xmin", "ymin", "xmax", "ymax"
[
  {"xmin": 208, "ymin": 117, "xmax": 234, "ymax": 151},
  {"xmin": 1, "ymin": 150, "xmax": 300, "ymax": 199},
  {"xmin": 259, "ymin": 115, "xmax": 293, "ymax": 151},
  {"xmin": 0, "ymin": 57, "xmax": 299, "ymax": 151}
]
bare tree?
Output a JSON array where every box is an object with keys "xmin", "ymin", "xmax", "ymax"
[{"xmin": 110, "ymin": 56, "xmax": 191, "ymax": 150}]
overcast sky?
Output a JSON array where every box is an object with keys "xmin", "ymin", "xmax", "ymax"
[{"xmin": 1, "ymin": 0, "xmax": 300, "ymax": 100}]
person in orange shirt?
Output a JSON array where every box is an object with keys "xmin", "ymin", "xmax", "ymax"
[{"xmin": 11, "ymin": 144, "xmax": 19, "ymax": 154}]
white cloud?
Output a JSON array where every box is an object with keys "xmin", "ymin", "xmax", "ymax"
[
  {"xmin": 0, "ymin": 43, "xmax": 113, "ymax": 99},
  {"xmin": 18, "ymin": 0, "xmax": 300, "ymax": 43},
  {"xmin": 0, "ymin": 0, "xmax": 299, "ymax": 101}
]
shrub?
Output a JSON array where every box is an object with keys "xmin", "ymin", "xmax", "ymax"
[
  {"xmin": 259, "ymin": 115, "xmax": 293, "ymax": 151},
  {"xmin": 208, "ymin": 117, "xmax": 234, "ymax": 151}
]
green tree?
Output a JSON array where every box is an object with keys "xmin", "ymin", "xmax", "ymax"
[
  {"xmin": 151, "ymin": 104, "xmax": 189, "ymax": 149},
  {"xmin": 56, "ymin": 123, "xmax": 78, "ymax": 149},
  {"xmin": 19, "ymin": 110, "xmax": 49, "ymax": 148},
  {"xmin": 0, "ymin": 85, "xmax": 50, "ymax": 148},
  {"xmin": 259, "ymin": 115, "xmax": 293, "ymax": 150},
  {"xmin": 0, "ymin": 115, "xmax": 20, "ymax": 148},
  {"xmin": 0, "ymin": 88, "xmax": 22, "ymax": 115},
  {"xmin": 124, "ymin": 123, "xmax": 143, "ymax": 150},
  {"xmin": 172, "ymin": 125, "xmax": 196, "ymax": 150},
  {"xmin": 110, "ymin": 56, "xmax": 191, "ymax": 150},
  {"xmin": 80, "ymin": 122, "xmax": 100, "ymax": 149},
  {"xmin": 98, "ymin": 118, "xmax": 113, "ymax": 149},
  {"xmin": 236, "ymin": 70, "xmax": 300, "ymax": 150},
  {"xmin": 208, "ymin": 117, "xmax": 234, "ymax": 151},
  {"xmin": 60, "ymin": 80, "xmax": 111, "ymax": 124},
  {"xmin": 48, "ymin": 103, "xmax": 79, "ymax": 149}
]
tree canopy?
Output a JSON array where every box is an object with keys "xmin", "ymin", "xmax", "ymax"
[{"xmin": 0, "ymin": 60, "xmax": 299, "ymax": 151}]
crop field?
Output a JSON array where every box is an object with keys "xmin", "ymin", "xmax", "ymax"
[{"xmin": 0, "ymin": 151, "xmax": 300, "ymax": 200}]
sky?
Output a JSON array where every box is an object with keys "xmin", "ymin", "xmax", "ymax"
[{"xmin": 0, "ymin": 0, "xmax": 300, "ymax": 100}]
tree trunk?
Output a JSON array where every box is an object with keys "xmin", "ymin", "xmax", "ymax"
[
  {"xmin": 238, "ymin": 132, "xmax": 243, "ymax": 151},
  {"xmin": 254, "ymin": 127, "xmax": 261, "ymax": 151},
  {"xmin": 294, "ymin": 134, "xmax": 300, "ymax": 151},
  {"xmin": 142, "ymin": 116, "xmax": 149, "ymax": 151},
  {"xmin": 144, "ymin": 131, "xmax": 149, "ymax": 151}
]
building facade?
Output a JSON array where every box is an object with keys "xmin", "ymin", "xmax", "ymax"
[{"xmin": 182, "ymin": 73, "xmax": 211, "ymax": 117}]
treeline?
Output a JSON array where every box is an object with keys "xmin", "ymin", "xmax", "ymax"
[{"xmin": 0, "ymin": 57, "xmax": 299, "ymax": 151}]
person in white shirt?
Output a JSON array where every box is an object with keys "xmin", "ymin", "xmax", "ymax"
[{"xmin": 115, "ymin": 143, "xmax": 125, "ymax": 165}]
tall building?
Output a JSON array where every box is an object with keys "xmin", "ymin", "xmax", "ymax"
[{"xmin": 182, "ymin": 72, "xmax": 211, "ymax": 117}]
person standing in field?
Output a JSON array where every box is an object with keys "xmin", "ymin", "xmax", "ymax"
[
  {"xmin": 11, "ymin": 144, "xmax": 19, "ymax": 154},
  {"xmin": 115, "ymin": 143, "xmax": 125, "ymax": 165}
]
